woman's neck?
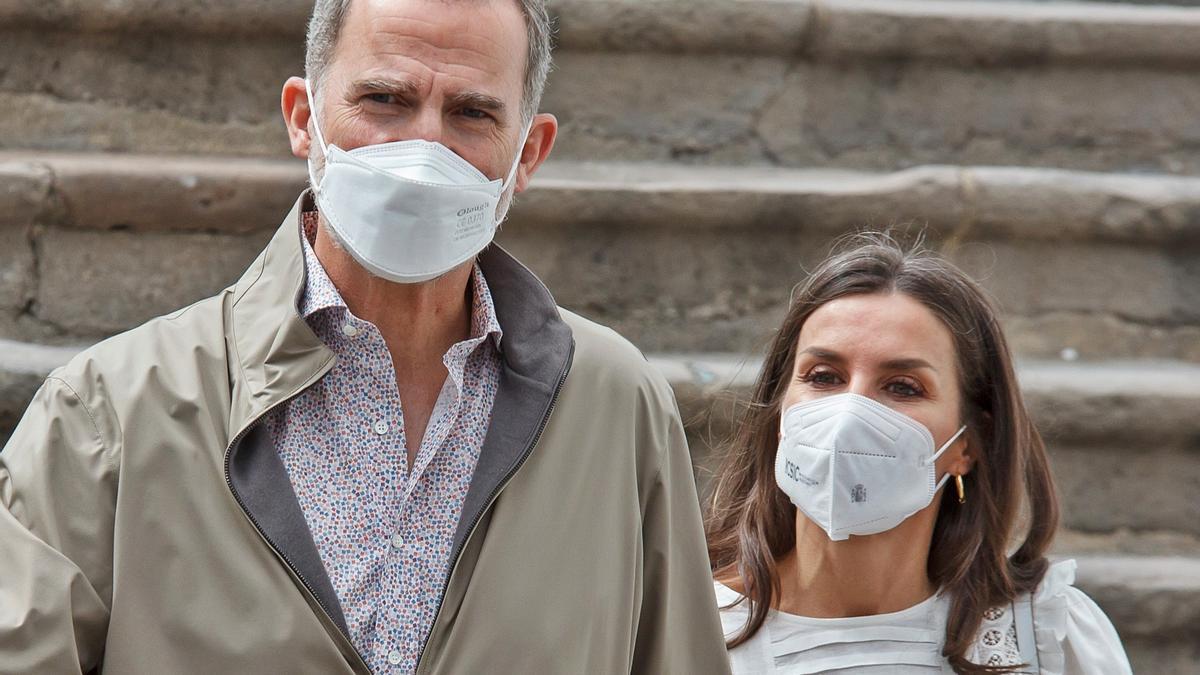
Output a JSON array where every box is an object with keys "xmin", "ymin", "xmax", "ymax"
[{"xmin": 775, "ymin": 512, "xmax": 939, "ymax": 618}]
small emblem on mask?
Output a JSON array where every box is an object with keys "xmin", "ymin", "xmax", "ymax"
[{"xmin": 851, "ymin": 484, "xmax": 867, "ymax": 503}]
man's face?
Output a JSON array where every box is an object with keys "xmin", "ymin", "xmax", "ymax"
[{"xmin": 309, "ymin": 0, "xmax": 530, "ymax": 183}]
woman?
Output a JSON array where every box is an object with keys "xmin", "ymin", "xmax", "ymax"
[{"xmin": 705, "ymin": 234, "xmax": 1131, "ymax": 674}]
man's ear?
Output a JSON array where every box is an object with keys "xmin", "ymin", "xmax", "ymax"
[
  {"xmin": 513, "ymin": 112, "xmax": 558, "ymax": 194},
  {"xmin": 281, "ymin": 77, "xmax": 315, "ymax": 160}
]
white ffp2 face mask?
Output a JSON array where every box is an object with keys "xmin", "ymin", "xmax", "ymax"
[
  {"xmin": 775, "ymin": 393, "xmax": 966, "ymax": 541},
  {"xmin": 305, "ymin": 80, "xmax": 530, "ymax": 284}
]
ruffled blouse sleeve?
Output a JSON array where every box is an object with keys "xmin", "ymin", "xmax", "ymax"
[{"xmin": 1033, "ymin": 559, "xmax": 1133, "ymax": 675}]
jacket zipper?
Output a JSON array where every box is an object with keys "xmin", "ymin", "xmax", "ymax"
[
  {"xmin": 413, "ymin": 343, "xmax": 575, "ymax": 674},
  {"xmin": 221, "ymin": 371, "xmax": 374, "ymax": 675}
]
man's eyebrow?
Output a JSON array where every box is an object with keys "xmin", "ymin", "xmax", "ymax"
[
  {"xmin": 350, "ymin": 78, "xmax": 419, "ymax": 97},
  {"xmin": 445, "ymin": 91, "xmax": 506, "ymax": 114}
]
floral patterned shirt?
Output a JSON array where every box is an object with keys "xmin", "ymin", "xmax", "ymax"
[{"xmin": 267, "ymin": 213, "xmax": 502, "ymax": 673}]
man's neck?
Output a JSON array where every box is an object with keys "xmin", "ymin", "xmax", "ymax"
[
  {"xmin": 312, "ymin": 222, "xmax": 474, "ymax": 358},
  {"xmin": 774, "ymin": 511, "xmax": 939, "ymax": 619},
  {"xmin": 312, "ymin": 220, "xmax": 473, "ymax": 464}
]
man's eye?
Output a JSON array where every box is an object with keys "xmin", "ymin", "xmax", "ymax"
[
  {"xmin": 366, "ymin": 93, "xmax": 395, "ymax": 104},
  {"xmin": 460, "ymin": 108, "xmax": 490, "ymax": 120}
]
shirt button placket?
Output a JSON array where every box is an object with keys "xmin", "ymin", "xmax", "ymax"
[{"xmin": 387, "ymin": 650, "xmax": 403, "ymax": 667}]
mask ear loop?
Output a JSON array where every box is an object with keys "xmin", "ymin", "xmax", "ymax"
[
  {"xmin": 927, "ymin": 424, "xmax": 968, "ymax": 491},
  {"xmin": 304, "ymin": 79, "xmax": 331, "ymax": 190},
  {"xmin": 500, "ymin": 120, "xmax": 533, "ymax": 192}
]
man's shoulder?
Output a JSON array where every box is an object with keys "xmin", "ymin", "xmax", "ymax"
[
  {"xmin": 558, "ymin": 308, "xmax": 676, "ymax": 409},
  {"xmin": 51, "ymin": 291, "xmax": 232, "ymax": 403}
]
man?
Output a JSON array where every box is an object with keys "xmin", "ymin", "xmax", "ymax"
[{"xmin": 0, "ymin": 0, "xmax": 730, "ymax": 672}]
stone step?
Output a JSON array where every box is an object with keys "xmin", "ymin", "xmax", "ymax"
[
  {"xmin": 3, "ymin": 339, "xmax": 1198, "ymax": 536},
  {"xmin": 0, "ymin": 340, "xmax": 1194, "ymax": 670},
  {"xmin": 1069, "ymin": 554, "xmax": 1200, "ymax": 673},
  {"xmin": 2, "ymin": 152, "xmax": 1198, "ymax": 360},
  {"xmin": 2, "ymin": 1, "xmax": 1200, "ymax": 172},
  {"xmin": 655, "ymin": 354, "xmax": 1200, "ymax": 537}
]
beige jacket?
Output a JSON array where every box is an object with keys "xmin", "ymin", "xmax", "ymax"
[{"xmin": 0, "ymin": 196, "xmax": 731, "ymax": 674}]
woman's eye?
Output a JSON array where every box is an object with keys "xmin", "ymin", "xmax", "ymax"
[
  {"xmin": 886, "ymin": 379, "xmax": 923, "ymax": 398},
  {"xmin": 803, "ymin": 369, "xmax": 841, "ymax": 387}
]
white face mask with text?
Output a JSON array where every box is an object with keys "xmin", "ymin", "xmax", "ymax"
[
  {"xmin": 775, "ymin": 392, "xmax": 966, "ymax": 541},
  {"xmin": 305, "ymin": 80, "xmax": 529, "ymax": 284}
]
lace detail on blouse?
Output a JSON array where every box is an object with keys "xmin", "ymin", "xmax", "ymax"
[{"xmin": 968, "ymin": 603, "xmax": 1023, "ymax": 668}]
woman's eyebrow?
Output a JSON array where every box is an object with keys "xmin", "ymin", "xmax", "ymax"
[
  {"xmin": 880, "ymin": 357, "xmax": 938, "ymax": 373},
  {"xmin": 798, "ymin": 347, "xmax": 844, "ymax": 363},
  {"xmin": 800, "ymin": 347, "xmax": 938, "ymax": 374}
]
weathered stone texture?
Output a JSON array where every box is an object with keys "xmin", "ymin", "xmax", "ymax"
[
  {"xmin": 1076, "ymin": 555, "xmax": 1200, "ymax": 637},
  {"xmin": 0, "ymin": 161, "xmax": 45, "ymax": 323},
  {"xmin": 542, "ymin": 53, "xmax": 790, "ymax": 165},
  {"xmin": 0, "ymin": 30, "xmax": 301, "ymax": 126},
  {"xmin": 0, "ymin": 93, "xmax": 287, "ymax": 157},
  {"xmin": 500, "ymin": 222, "xmax": 1200, "ymax": 355},
  {"xmin": 0, "ymin": 226, "xmax": 35, "ymax": 323},
  {"xmin": 0, "ymin": 340, "xmax": 81, "ymax": 440},
  {"xmin": 4, "ymin": 5, "xmax": 1200, "ymax": 171},
  {"xmin": 0, "ymin": 0, "xmax": 311, "ymax": 37},
  {"xmin": 1051, "ymin": 445, "xmax": 1200, "ymax": 535},
  {"xmin": 753, "ymin": 60, "xmax": 1200, "ymax": 173},
  {"xmin": 552, "ymin": 0, "xmax": 816, "ymax": 55},
  {"xmin": 34, "ymin": 228, "xmax": 272, "ymax": 336},
  {"xmin": 1075, "ymin": 556, "xmax": 1200, "ymax": 672},
  {"xmin": 1005, "ymin": 313, "xmax": 1200, "ymax": 363},
  {"xmin": 953, "ymin": 241, "xmax": 1199, "ymax": 324},
  {"xmin": 815, "ymin": 0, "xmax": 1200, "ymax": 65},
  {"xmin": 4, "ymin": 154, "xmax": 1197, "ymax": 357},
  {"xmin": 46, "ymin": 154, "xmax": 306, "ymax": 233}
]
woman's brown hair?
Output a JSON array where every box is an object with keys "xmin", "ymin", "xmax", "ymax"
[{"xmin": 705, "ymin": 233, "xmax": 1059, "ymax": 673}]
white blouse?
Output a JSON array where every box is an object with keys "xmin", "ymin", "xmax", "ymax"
[{"xmin": 716, "ymin": 560, "xmax": 1131, "ymax": 674}]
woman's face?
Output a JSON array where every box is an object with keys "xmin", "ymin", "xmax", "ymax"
[{"xmin": 783, "ymin": 291, "xmax": 972, "ymax": 481}]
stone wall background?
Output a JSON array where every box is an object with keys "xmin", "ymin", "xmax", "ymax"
[{"xmin": 0, "ymin": 0, "xmax": 1198, "ymax": 669}]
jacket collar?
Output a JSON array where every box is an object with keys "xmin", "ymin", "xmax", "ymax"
[
  {"xmin": 225, "ymin": 191, "xmax": 575, "ymax": 444},
  {"xmin": 224, "ymin": 192, "xmax": 575, "ymax": 661}
]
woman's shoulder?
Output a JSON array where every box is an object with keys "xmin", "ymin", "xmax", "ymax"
[
  {"xmin": 1029, "ymin": 559, "xmax": 1132, "ymax": 675},
  {"xmin": 970, "ymin": 559, "xmax": 1132, "ymax": 674},
  {"xmin": 713, "ymin": 580, "xmax": 775, "ymax": 674},
  {"xmin": 713, "ymin": 580, "xmax": 754, "ymax": 642}
]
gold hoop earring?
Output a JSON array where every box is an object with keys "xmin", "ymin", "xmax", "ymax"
[{"xmin": 955, "ymin": 475, "xmax": 966, "ymax": 505}]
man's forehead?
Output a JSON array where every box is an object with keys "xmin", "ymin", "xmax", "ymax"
[
  {"xmin": 338, "ymin": 0, "xmax": 527, "ymax": 89},
  {"xmin": 347, "ymin": 0, "xmax": 527, "ymax": 57}
]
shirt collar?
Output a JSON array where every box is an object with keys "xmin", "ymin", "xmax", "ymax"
[{"xmin": 297, "ymin": 209, "xmax": 503, "ymax": 348}]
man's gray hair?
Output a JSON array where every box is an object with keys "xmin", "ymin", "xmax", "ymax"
[{"xmin": 305, "ymin": 0, "xmax": 554, "ymax": 124}]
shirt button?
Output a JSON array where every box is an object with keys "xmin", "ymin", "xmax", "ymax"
[
  {"xmin": 374, "ymin": 420, "xmax": 390, "ymax": 435},
  {"xmin": 341, "ymin": 323, "xmax": 359, "ymax": 338},
  {"xmin": 391, "ymin": 534, "xmax": 404, "ymax": 551},
  {"xmin": 387, "ymin": 650, "xmax": 403, "ymax": 666}
]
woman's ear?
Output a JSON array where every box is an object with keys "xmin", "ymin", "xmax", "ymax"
[
  {"xmin": 956, "ymin": 419, "xmax": 988, "ymax": 476},
  {"xmin": 956, "ymin": 440, "xmax": 976, "ymax": 477}
]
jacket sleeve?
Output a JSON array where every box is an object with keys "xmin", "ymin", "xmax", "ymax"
[
  {"xmin": 0, "ymin": 376, "xmax": 117, "ymax": 673},
  {"xmin": 630, "ymin": 381, "xmax": 732, "ymax": 675}
]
